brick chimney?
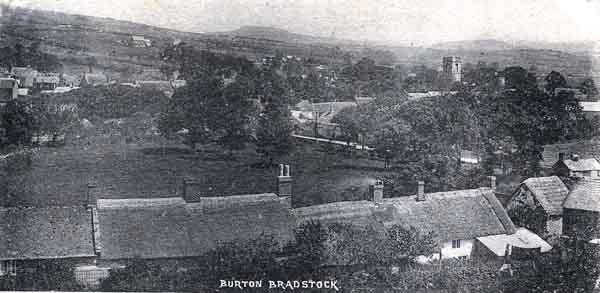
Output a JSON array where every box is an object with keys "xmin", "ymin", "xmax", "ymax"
[
  {"xmin": 417, "ymin": 181, "xmax": 425, "ymax": 201},
  {"xmin": 369, "ymin": 179, "xmax": 384, "ymax": 203},
  {"xmin": 558, "ymin": 152, "xmax": 565, "ymax": 161},
  {"xmin": 488, "ymin": 176, "xmax": 497, "ymax": 192},
  {"xmin": 182, "ymin": 178, "xmax": 203, "ymax": 201},
  {"xmin": 277, "ymin": 164, "xmax": 292, "ymax": 198},
  {"xmin": 86, "ymin": 182, "xmax": 98, "ymax": 208},
  {"xmin": 571, "ymin": 154, "xmax": 580, "ymax": 161}
]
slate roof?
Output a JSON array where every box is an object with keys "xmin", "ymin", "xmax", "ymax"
[
  {"xmin": 97, "ymin": 194, "xmax": 295, "ymax": 260},
  {"xmin": 10, "ymin": 67, "xmax": 38, "ymax": 78},
  {"xmin": 563, "ymin": 180, "xmax": 600, "ymax": 212},
  {"xmin": 562, "ymin": 158, "xmax": 600, "ymax": 171},
  {"xmin": 136, "ymin": 81, "xmax": 173, "ymax": 93},
  {"xmin": 34, "ymin": 75, "xmax": 60, "ymax": 84},
  {"xmin": 476, "ymin": 228, "xmax": 552, "ymax": 257},
  {"xmin": 519, "ymin": 176, "xmax": 569, "ymax": 216},
  {"xmin": 0, "ymin": 78, "xmax": 17, "ymax": 89},
  {"xmin": 82, "ymin": 73, "xmax": 108, "ymax": 86},
  {"xmin": 0, "ymin": 206, "xmax": 95, "ymax": 260},
  {"xmin": 293, "ymin": 188, "xmax": 516, "ymax": 244}
]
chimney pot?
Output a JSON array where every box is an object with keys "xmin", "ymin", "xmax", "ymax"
[
  {"xmin": 277, "ymin": 164, "xmax": 292, "ymax": 198},
  {"xmin": 571, "ymin": 154, "xmax": 579, "ymax": 161},
  {"xmin": 488, "ymin": 176, "xmax": 496, "ymax": 192},
  {"xmin": 417, "ymin": 181, "xmax": 425, "ymax": 201},
  {"xmin": 369, "ymin": 179, "xmax": 384, "ymax": 203}
]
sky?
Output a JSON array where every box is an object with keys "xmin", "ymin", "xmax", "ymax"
[{"xmin": 4, "ymin": 0, "xmax": 600, "ymax": 46}]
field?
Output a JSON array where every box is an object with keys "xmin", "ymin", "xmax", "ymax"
[{"xmin": 11, "ymin": 135, "xmax": 391, "ymax": 208}]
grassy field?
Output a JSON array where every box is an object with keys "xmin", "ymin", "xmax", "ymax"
[{"xmin": 10, "ymin": 135, "xmax": 391, "ymax": 208}]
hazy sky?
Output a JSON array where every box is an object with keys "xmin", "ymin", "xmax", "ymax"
[{"xmin": 5, "ymin": 0, "xmax": 600, "ymax": 45}]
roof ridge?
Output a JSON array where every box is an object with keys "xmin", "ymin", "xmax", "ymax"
[{"xmin": 480, "ymin": 188, "xmax": 516, "ymax": 235}]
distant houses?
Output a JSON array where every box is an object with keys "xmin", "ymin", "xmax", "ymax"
[
  {"xmin": 33, "ymin": 73, "xmax": 60, "ymax": 91},
  {"xmin": 10, "ymin": 67, "xmax": 38, "ymax": 88},
  {"xmin": 0, "ymin": 78, "xmax": 19, "ymax": 101},
  {"xmin": 128, "ymin": 35, "xmax": 152, "ymax": 48},
  {"xmin": 552, "ymin": 154, "xmax": 600, "ymax": 179},
  {"xmin": 81, "ymin": 73, "xmax": 109, "ymax": 87}
]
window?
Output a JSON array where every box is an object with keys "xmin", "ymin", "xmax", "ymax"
[
  {"xmin": 0, "ymin": 260, "xmax": 16, "ymax": 276},
  {"xmin": 452, "ymin": 240, "xmax": 461, "ymax": 249}
]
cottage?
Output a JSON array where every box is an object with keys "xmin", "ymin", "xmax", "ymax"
[
  {"xmin": 60, "ymin": 73, "xmax": 81, "ymax": 88},
  {"xmin": 0, "ymin": 78, "xmax": 18, "ymax": 101},
  {"xmin": 294, "ymin": 178, "xmax": 550, "ymax": 262},
  {"xmin": 136, "ymin": 80, "xmax": 174, "ymax": 97},
  {"xmin": 506, "ymin": 176, "xmax": 570, "ymax": 239},
  {"xmin": 542, "ymin": 139, "xmax": 600, "ymax": 169},
  {"xmin": 0, "ymin": 206, "xmax": 96, "ymax": 276},
  {"xmin": 81, "ymin": 73, "xmax": 108, "ymax": 87},
  {"xmin": 10, "ymin": 67, "xmax": 38, "ymax": 88},
  {"xmin": 33, "ymin": 74, "xmax": 60, "ymax": 91},
  {"xmin": 80, "ymin": 166, "xmax": 296, "ymax": 284},
  {"xmin": 552, "ymin": 154, "xmax": 600, "ymax": 179},
  {"xmin": 562, "ymin": 180, "xmax": 600, "ymax": 241},
  {"xmin": 129, "ymin": 35, "xmax": 151, "ymax": 47}
]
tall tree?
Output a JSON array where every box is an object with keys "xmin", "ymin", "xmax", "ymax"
[
  {"xmin": 255, "ymin": 69, "xmax": 294, "ymax": 165},
  {"xmin": 1, "ymin": 100, "xmax": 36, "ymax": 147}
]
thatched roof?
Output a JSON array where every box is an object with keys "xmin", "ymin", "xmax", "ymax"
[
  {"xmin": 563, "ymin": 180, "xmax": 600, "ymax": 213},
  {"xmin": 518, "ymin": 176, "xmax": 569, "ymax": 216},
  {"xmin": 293, "ymin": 188, "xmax": 516, "ymax": 244},
  {"xmin": 97, "ymin": 194, "xmax": 295, "ymax": 260},
  {"xmin": 293, "ymin": 200, "xmax": 382, "ymax": 229},
  {"xmin": 0, "ymin": 206, "xmax": 95, "ymax": 260},
  {"xmin": 381, "ymin": 188, "xmax": 515, "ymax": 243}
]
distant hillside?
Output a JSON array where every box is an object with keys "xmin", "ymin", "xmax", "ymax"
[
  {"xmin": 0, "ymin": 6, "xmax": 594, "ymax": 84},
  {"xmin": 0, "ymin": 8, "xmax": 351, "ymax": 79},
  {"xmin": 430, "ymin": 39, "xmax": 520, "ymax": 51},
  {"xmin": 214, "ymin": 26, "xmax": 337, "ymax": 45}
]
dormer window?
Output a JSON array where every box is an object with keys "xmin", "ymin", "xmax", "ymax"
[
  {"xmin": 452, "ymin": 240, "xmax": 462, "ymax": 249},
  {"xmin": 0, "ymin": 260, "xmax": 16, "ymax": 276}
]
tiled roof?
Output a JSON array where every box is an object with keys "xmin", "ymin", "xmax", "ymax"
[
  {"xmin": 97, "ymin": 194, "xmax": 295, "ymax": 260},
  {"xmin": 0, "ymin": 206, "xmax": 95, "ymax": 260},
  {"xmin": 562, "ymin": 158, "xmax": 600, "ymax": 171},
  {"xmin": 563, "ymin": 180, "xmax": 600, "ymax": 212},
  {"xmin": 520, "ymin": 176, "xmax": 569, "ymax": 216}
]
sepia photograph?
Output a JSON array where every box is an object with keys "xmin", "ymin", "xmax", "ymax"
[{"xmin": 0, "ymin": 0, "xmax": 599, "ymax": 291}]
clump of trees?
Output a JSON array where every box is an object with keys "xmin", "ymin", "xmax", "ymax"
[
  {"xmin": 159, "ymin": 45, "xmax": 294, "ymax": 161},
  {"xmin": 332, "ymin": 67, "xmax": 595, "ymax": 193},
  {"xmin": 0, "ymin": 42, "xmax": 62, "ymax": 72},
  {"xmin": 0, "ymin": 260, "xmax": 82, "ymax": 291}
]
